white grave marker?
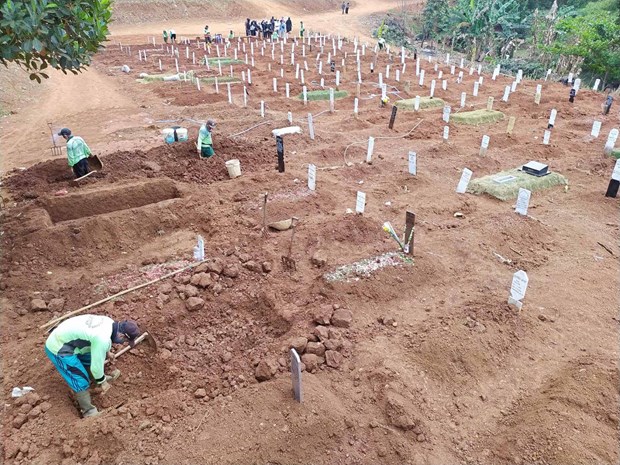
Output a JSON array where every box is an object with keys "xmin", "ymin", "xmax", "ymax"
[
  {"xmin": 443, "ymin": 125, "xmax": 449, "ymax": 141},
  {"xmin": 473, "ymin": 81, "xmax": 479, "ymax": 96},
  {"xmin": 548, "ymin": 109, "xmax": 557, "ymax": 127},
  {"xmin": 508, "ymin": 270, "xmax": 529, "ymax": 310},
  {"xmin": 414, "ymin": 95, "xmax": 420, "ymax": 111},
  {"xmin": 355, "ymin": 191, "xmax": 366, "ymax": 214},
  {"xmin": 502, "ymin": 85, "xmax": 510, "ymax": 102},
  {"xmin": 290, "ymin": 349, "xmax": 302, "ymax": 402},
  {"xmin": 408, "ymin": 151, "xmax": 417, "ymax": 175},
  {"xmin": 605, "ymin": 128, "xmax": 619, "ymax": 155},
  {"xmin": 442, "ymin": 106, "xmax": 451, "ymax": 123},
  {"xmin": 543, "ymin": 130, "xmax": 551, "ymax": 145},
  {"xmin": 591, "ymin": 121, "xmax": 602, "ymax": 138},
  {"xmin": 366, "ymin": 136, "xmax": 375, "ymax": 163},
  {"xmin": 612, "ymin": 159, "xmax": 620, "ymax": 181},
  {"xmin": 515, "ymin": 188, "xmax": 531, "ymax": 216},
  {"xmin": 456, "ymin": 168, "xmax": 473, "ymax": 194},
  {"xmin": 193, "ymin": 235, "xmax": 205, "ymax": 261},
  {"xmin": 593, "ymin": 79, "xmax": 601, "ymax": 91},
  {"xmin": 480, "ymin": 135, "xmax": 490, "ymax": 156},
  {"xmin": 308, "ymin": 112, "xmax": 315, "ymax": 140},
  {"xmin": 308, "ymin": 164, "xmax": 317, "ymax": 191},
  {"xmin": 460, "ymin": 92, "xmax": 466, "ymax": 108}
]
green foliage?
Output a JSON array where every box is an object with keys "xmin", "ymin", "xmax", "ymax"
[
  {"xmin": 0, "ymin": 0, "xmax": 111, "ymax": 82},
  {"xmin": 372, "ymin": 14, "xmax": 413, "ymax": 47},
  {"xmin": 545, "ymin": 10, "xmax": 620, "ymax": 80}
]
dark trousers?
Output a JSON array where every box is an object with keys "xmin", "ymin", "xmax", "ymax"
[{"xmin": 72, "ymin": 158, "xmax": 90, "ymax": 178}]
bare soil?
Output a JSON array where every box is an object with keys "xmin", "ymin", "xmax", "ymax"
[{"xmin": 1, "ymin": 1, "xmax": 619, "ymax": 464}]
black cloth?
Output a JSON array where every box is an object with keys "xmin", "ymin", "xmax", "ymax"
[
  {"xmin": 72, "ymin": 158, "xmax": 90, "ymax": 178},
  {"xmin": 286, "ymin": 18, "xmax": 292, "ymax": 33}
]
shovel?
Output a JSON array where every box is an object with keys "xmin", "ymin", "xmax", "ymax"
[
  {"xmin": 104, "ymin": 332, "xmax": 158, "ymax": 364},
  {"xmin": 74, "ymin": 155, "xmax": 103, "ymax": 182},
  {"xmin": 281, "ymin": 217, "xmax": 299, "ymax": 271}
]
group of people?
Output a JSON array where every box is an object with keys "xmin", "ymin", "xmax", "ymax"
[
  {"xmin": 245, "ymin": 17, "xmax": 303, "ymax": 40},
  {"xmin": 162, "ymin": 28, "xmax": 177, "ymax": 44},
  {"xmin": 340, "ymin": 2, "xmax": 351, "ymax": 14}
]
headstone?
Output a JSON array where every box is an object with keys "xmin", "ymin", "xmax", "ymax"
[
  {"xmin": 414, "ymin": 95, "xmax": 420, "ymax": 111},
  {"xmin": 273, "ymin": 78, "xmax": 277, "ymax": 92},
  {"xmin": 442, "ymin": 79, "xmax": 447, "ymax": 90},
  {"xmin": 568, "ymin": 72, "xmax": 574, "ymax": 83},
  {"xmin": 260, "ymin": 100, "xmax": 265, "ymax": 118},
  {"xmin": 303, "ymin": 85, "xmax": 308, "ymax": 105},
  {"xmin": 276, "ymin": 135, "xmax": 285, "ymax": 172},
  {"xmin": 443, "ymin": 125, "xmax": 449, "ymax": 142},
  {"xmin": 388, "ymin": 106, "xmax": 398, "ymax": 129},
  {"xmin": 408, "ymin": 151, "xmax": 417, "ymax": 175},
  {"xmin": 227, "ymin": 83, "xmax": 232, "ymax": 104},
  {"xmin": 419, "ymin": 70, "xmax": 425, "ymax": 86},
  {"xmin": 543, "ymin": 129, "xmax": 551, "ymax": 145},
  {"xmin": 593, "ymin": 79, "xmax": 601, "ymax": 91},
  {"xmin": 548, "ymin": 109, "xmax": 557, "ymax": 127},
  {"xmin": 308, "ymin": 113, "xmax": 315, "ymax": 140},
  {"xmin": 354, "ymin": 97, "xmax": 359, "ymax": 115},
  {"xmin": 355, "ymin": 191, "xmax": 366, "ymax": 214},
  {"xmin": 456, "ymin": 168, "xmax": 473, "ymax": 193},
  {"xmin": 308, "ymin": 164, "xmax": 317, "ymax": 191},
  {"xmin": 193, "ymin": 235, "xmax": 205, "ymax": 261},
  {"xmin": 286, "ymin": 83, "xmax": 290, "ymax": 98},
  {"xmin": 329, "ymin": 88, "xmax": 335, "ymax": 113},
  {"xmin": 607, "ymin": 159, "xmax": 620, "ymax": 197},
  {"xmin": 591, "ymin": 121, "xmax": 602, "ymax": 138},
  {"xmin": 442, "ymin": 106, "xmax": 451, "ymax": 123},
  {"xmin": 366, "ymin": 136, "xmax": 375, "ymax": 163},
  {"xmin": 480, "ymin": 135, "xmax": 490, "ymax": 156},
  {"xmin": 508, "ymin": 270, "xmax": 528, "ymax": 310},
  {"xmin": 451, "ymin": 65, "xmax": 455, "ymax": 75},
  {"xmin": 605, "ymin": 128, "xmax": 619, "ymax": 155},
  {"xmin": 515, "ymin": 188, "xmax": 531, "ymax": 216},
  {"xmin": 290, "ymin": 349, "xmax": 302, "ymax": 402},
  {"xmin": 473, "ymin": 81, "xmax": 479, "ymax": 97},
  {"xmin": 573, "ymin": 78, "xmax": 581, "ymax": 92},
  {"xmin": 511, "ymin": 80, "xmax": 517, "ymax": 92},
  {"xmin": 487, "ymin": 96, "xmax": 494, "ymax": 111},
  {"xmin": 287, "ymin": 111, "xmax": 293, "ymax": 124},
  {"xmin": 507, "ymin": 116, "xmax": 516, "ymax": 135},
  {"xmin": 430, "ymin": 79, "xmax": 436, "ymax": 97},
  {"xmin": 461, "ymin": 92, "xmax": 466, "ymax": 108}
]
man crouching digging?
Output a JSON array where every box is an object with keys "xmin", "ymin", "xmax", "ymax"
[{"xmin": 45, "ymin": 315, "xmax": 140, "ymax": 418}]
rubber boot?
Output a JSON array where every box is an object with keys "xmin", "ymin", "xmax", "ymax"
[{"xmin": 75, "ymin": 390, "xmax": 99, "ymax": 418}]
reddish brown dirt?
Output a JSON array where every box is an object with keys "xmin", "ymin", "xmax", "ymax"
[{"xmin": 1, "ymin": 6, "xmax": 619, "ymax": 465}]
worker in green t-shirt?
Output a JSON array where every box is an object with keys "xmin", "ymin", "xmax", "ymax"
[
  {"xmin": 58, "ymin": 128, "xmax": 92, "ymax": 178},
  {"xmin": 197, "ymin": 119, "xmax": 216, "ymax": 158},
  {"xmin": 45, "ymin": 315, "xmax": 141, "ymax": 417}
]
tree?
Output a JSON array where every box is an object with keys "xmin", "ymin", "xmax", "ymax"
[
  {"xmin": 448, "ymin": 0, "xmax": 523, "ymax": 61},
  {"xmin": 545, "ymin": 10, "xmax": 620, "ymax": 84},
  {"xmin": 421, "ymin": 0, "xmax": 450, "ymax": 47},
  {"xmin": 0, "ymin": 0, "xmax": 111, "ymax": 82}
]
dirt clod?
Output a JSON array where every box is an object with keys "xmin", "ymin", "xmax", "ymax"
[{"xmin": 185, "ymin": 297, "xmax": 205, "ymax": 312}]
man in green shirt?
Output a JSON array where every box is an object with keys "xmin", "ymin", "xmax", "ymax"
[
  {"xmin": 58, "ymin": 128, "xmax": 92, "ymax": 178},
  {"xmin": 197, "ymin": 119, "xmax": 216, "ymax": 158},
  {"xmin": 45, "ymin": 315, "xmax": 141, "ymax": 418}
]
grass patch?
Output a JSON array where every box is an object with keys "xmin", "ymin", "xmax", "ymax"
[
  {"xmin": 199, "ymin": 76, "xmax": 241, "ymax": 84},
  {"xmin": 206, "ymin": 58, "xmax": 244, "ymax": 66},
  {"xmin": 395, "ymin": 96, "xmax": 445, "ymax": 111},
  {"xmin": 452, "ymin": 109, "xmax": 505, "ymax": 125},
  {"xmin": 467, "ymin": 167, "xmax": 568, "ymax": 201},
  {"xmin": 297, "ymin": 90, "xmax": 348, "ymax": 101},
  {"xmin": 611, "ymin": 149, "xmax": 620, "ymax": 159}
]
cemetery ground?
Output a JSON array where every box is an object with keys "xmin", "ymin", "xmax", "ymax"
[{"xmin": 1, "ymin": 10, "xmax": 620, "ymax": 465}]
